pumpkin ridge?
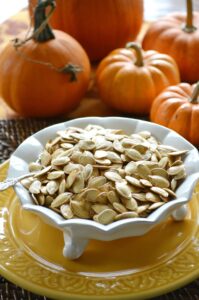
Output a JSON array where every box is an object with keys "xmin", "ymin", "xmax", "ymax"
[
  {"xmin": 167, "ymin": 102, "xmax": 192, "ymax": 139},
  {"xmin": 151, "ymin": 98, "xmax": 184, "ymax": 126},
  {"xmin": 190, "ymin": 104, "xmax": 199, "ymax": 144}
]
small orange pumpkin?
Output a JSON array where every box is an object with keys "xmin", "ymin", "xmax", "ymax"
[
  {"xmin": 150, "ymin": 82, "xmax": 199, "ymax": 145},
  {"xmin": 96, "ymin": 43, "xmax": 180, "ymax": 115},
  {"xmin": 142, "ymin": 0, "xmax": 199, "ymax": 83},
  {"xmin": 0, "ymin": 0, "xmax": 90, "ymax": 117}
]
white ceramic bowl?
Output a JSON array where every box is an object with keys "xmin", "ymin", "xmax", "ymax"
[{"xmin": 8, "ymin": 117, "xmax": 199, "ymax": 259}]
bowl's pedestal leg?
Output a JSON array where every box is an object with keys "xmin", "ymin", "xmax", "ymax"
[
  {"xmin": 63, "ymin": 231, "xmax": 89, "ymax": 260},
  {"xmin": 171, "ymin": 204, "xmax": 188, "ymax": 221}
]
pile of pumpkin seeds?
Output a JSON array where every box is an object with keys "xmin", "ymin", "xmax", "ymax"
[{"xmin": 21, "ymin": 125, "xmax": 188, "ymax": 225}]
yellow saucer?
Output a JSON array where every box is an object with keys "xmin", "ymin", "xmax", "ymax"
[{"xmin": 0, "ymin": 161, "xmax": 199, "ymax": 299}]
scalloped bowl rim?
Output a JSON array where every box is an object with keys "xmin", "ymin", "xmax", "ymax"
[{"xmin": 8, "ymin": 117, "xmax": 199, "ymax": 235}]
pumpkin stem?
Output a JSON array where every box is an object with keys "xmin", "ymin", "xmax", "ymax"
[
  {"xmin": 183, "ymin": 0, "xmax": 197, "ymax": 33},
  {"xmin": 13, "ymin": 0, "xmax": 55, "ymax": 48},
  {"xmin": 190, "ymin": 82, "xmax": 199, "ymax": 104},
  {"xmin": 33, "ymin": 0, "xmax": 55, "ymax": 42},
  {"xmin": 126, "ymin": 42, "xmax": 144, "ymax": 67},
  {"xmin": 58, "ymin": 64, "xmax": 83, "ymax": 81}
]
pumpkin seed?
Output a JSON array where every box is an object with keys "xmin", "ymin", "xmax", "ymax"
[
  {"xmin": 115, "ymin": 182, "xmax": 132, "ymax": 199},
  {"xmin": 29, "ymin": 180, "xmax": 41, "ymax": 194},
  {"xmin": 34, "ymin": 165, "xmax": 51, "ymax": 177},
  {"xmin": 140, "ymin": 179, "xmax": 152, "ymax": 187},
  {"xmin": 66, "ymin": 169, "xmax": 78, "ymax": 188},
  {"xmin": 164, "ymin": 188, "xmax": 177, "ymax": 198},
  {"xmin": 107, "ymin": 151, "xmax": 122, "ymax": 163},
  {"xmin": 96, "ymin": 192, "xmax": 108, "ymax": 204},
  {"xmin": 124, "ymin": 161, "xmax": 137, "ymax": 175},
  {"xmin": 151, "ymin": 168, "xmax": 168, "ymax": 178},
  {"xmin": 52, "ymin": 156, "xmax": 70, "ymax": 166},
  {"xmin": 171, "ymin": 178, "xmax": 177, "ymax": 191},
  {"xmin": 59, "ymin": 178, "xmax": 66, "ymax": 194},
  {"xmin": 123, "ymin": 198, "xmax": 138, "ymax": 211},
  {"xmin": 40, "ymin": 150, "xmax": 51, "ymax": 166},
  {"xmin": 95, "ymin": 209, "xmax": 117, "ymax": 225},
  {"xmin": 21, "ymin": 178, "xmax": 33, "ymax": 189},
  {"xmin": 115, "ymin": 212, "xmax": 138, "ymax": 221},
  {"xmin": 72, "ymin": 173, "xmax": 85, "ymax": 193},
  {"xmin": 137, "ymin": 205, "xmax": 149, "ymax": 214},
  {"xmin": 78, "ymin": 140, "xmax": 95, "ymax": 150},
  {"xmin": 151, "ymin": 187, "xmax": 169, "ymax": 198},
  {"xmin": 125, "ymin": 176, "xmax": 142, "ymax": 187},
  {"xmin": 83, "ymin": 188, "xmax": 99, "ymax": 202},
  {"xmin": 168, "ymin": 150, "xmax": 188, "ymax": 156},
  {"xmin": 95, "ymin": 158, "xmax": 111, "ymax": 165},
  {"xmin": 167, "ymin": 165, "xmax": 184, "ymax": 176},
  {"xmin": 107, "ymin": 190, "xmax": 120, "ymax": 203},
  {"xmin": 47, "ymin": 171, "xmax": 64, "ymax": 180},
  {"xmin": 146, "ymin": 192, "xmax": 161, "ymax": 203},
  {"xmin": 132, "ymin": 193, "xmax": 146, "ymax": 202},
  {"xmin": 46, "ymin": 180, "xmax": 59, "ymax": 195},
  {"xmin": 79, "ymin": 153, "xmax": 95, "ymax": 165},
  {"xmin": 41, "ymin": 186, "xmax": 48, "ymax": 195},
  {"xmin": 113, "ymin": 202, "xmax": 127, "ymax": 213},
  {"xmin": 137, "ymin": 164, "xmax": 151, "ymax": 179},
  {"xmin": 88, "ymin": 176, "xmax": 107, "ymax": 188},
  {"xmin": 51, "ymin": 192, "xmax": 72, "ymax": 208},
  {"xmin": 113, "ymin": 140, "xmax": 124, "ymax": 153},
  {"xmin": 125, "ymin": 149, "xmax": 143, "ymax": 161},
  {"xmin": 29, "ymin": 162, "xmax": 42, "ymax": 172},
  {"xmin": 92, "ymin": 204, "xmax": 110, "ymax": 214},
  {"xmin": 149, "ymin": 202, "xmax": 164, "ymax": 210},
  {"xmin": 159, "ymin": 157, "xmax": 168, "ymax": 168},
  {"xmin": 37, "ymin": 194, "xmax": 45, "ymax": 205},
  {"xmin": 60, "ymin": 143, "xmax": 74, "ymax": 149},
  {"xmin": 104, "ymin": 171, "xmax": 123, "ymax": 182},
  {"xmin": 45, "ymin": 195, "xmax": 54, "ymax": 206},
  {"xmin": 148, "ymin": 175, "xmax": 170, "ymax": 188},
  {"xmin": 133, "ymin": 144, "xmax": 148, "ymax": 154},
  {"xmin": 60, "ymin": 204, "xmax": 74, "ymax": 219},
  {"xmin": 70, "ymin": 201, "xmax": 90, "ymax": 219},
  {"xmin": 139, "ymin": 131, "xmax": 151, "ymax": 139}
]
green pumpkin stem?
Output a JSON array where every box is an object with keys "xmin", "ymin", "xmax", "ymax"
[
  {"xmin": 126, "ymin": 42, "xmax": 144, "ymax": 67},
  {"xmin": 33, "ymin": 0, "xmax": 55, "ymax": 42},
  {"xmin": 190, "ymin": 82, "xmax": 199, "ymax": 104},
  {"xmin": 183, "ymin": 0, "xmax": 197, "ymax": 33}
]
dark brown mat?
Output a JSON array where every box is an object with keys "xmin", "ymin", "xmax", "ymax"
[{"xmin": 0, "ymin": 118, "xmax": 199, "ymax": 300}]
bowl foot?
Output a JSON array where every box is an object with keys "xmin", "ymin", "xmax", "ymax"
[
  {"xmin": 63, "ymin": 231, "xmax": 89, "ymax": 260},
  {"xmin": 171, "ymin": 204, "xmax": 188, "ymax": 221}
]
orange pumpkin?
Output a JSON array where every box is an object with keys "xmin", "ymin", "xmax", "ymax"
[
  {"xmin": 142, "ymin": 0, "xmax": 199, "ymax": 83},
  {"xmin": 96, "ymin": 43, "xmax": 180, "ymax": 115},
  {"xmin": 0, "ymin": 0, "xmax": 90, "ymax": 117},
  {"xmin": 150, "ymin": 82, "xmax": 199, "ymax": 145},
  {"xmin": 29, "ymin": 0, "xmax": 143, "ymax": 61}
]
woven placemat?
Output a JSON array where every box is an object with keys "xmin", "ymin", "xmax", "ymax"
[{"xmin": 0, "ymin": 118, "xmax": 199, "ymax": 300}]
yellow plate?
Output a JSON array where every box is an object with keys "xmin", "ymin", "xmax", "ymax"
[{"xmin": 0, "ymin": 161, "xmax": 199, "ymax": 300}]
